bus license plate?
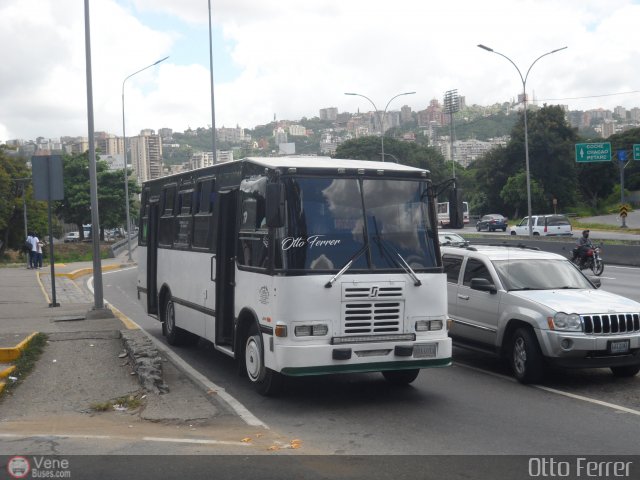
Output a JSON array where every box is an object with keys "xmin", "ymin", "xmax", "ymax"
[
  {"xmin": 414, "ymin": 343, "xmax": 437, "ymax": 358},
  {"xmin": 608, "ymin": 340, "xmax": 630, "ymax": 355}
]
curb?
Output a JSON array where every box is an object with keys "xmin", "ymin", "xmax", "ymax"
[
  {"xmin": 0, "ymin": 332, "xmax": 38, "ymax": 395},
  {"xmin": 0, "ymin": 332, "xmax": 39, "ymax": 362},
  {"xmin": 58, "ymin": 263, "xmax": 131, "ymax": 280}
]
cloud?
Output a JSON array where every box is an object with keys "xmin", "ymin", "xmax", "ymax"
[{"xmin": 2, "ymin": 0, "xmax": 639, "ymax": 142}]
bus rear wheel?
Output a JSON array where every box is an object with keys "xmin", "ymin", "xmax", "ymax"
[
  {"xmin": 244, "ymin": 325, "xmax": 283, "ymax": 396},
  {"xmin": 382, "ymin": 369, "xmax": 420, "ymax": 385}
]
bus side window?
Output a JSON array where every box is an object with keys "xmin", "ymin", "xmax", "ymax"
[
  {"xmin": 193, "ymin": 178, "xmax": 216, "ymax": 251},
  {"xmin": 159, "ymin": 185, "xmax": 177, "ymax": 247},
  {"xmin": 237, "ymin": 190, "xmax": 268, "ymax": 268},
  {"xmin": 139, "ymin": 189, "xmax": 149, "ymax": 246}
]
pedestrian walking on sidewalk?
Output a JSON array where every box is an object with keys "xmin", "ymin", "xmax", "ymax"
[
  {"xmin": 26, "ymin": 232, "xmax": 35, "ymax": 268},
  {"xmin": 32, "ymin": 233, "xmax": 44, "ymax": 269}
]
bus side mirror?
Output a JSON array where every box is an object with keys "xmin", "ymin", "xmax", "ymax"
[{"xmin": 266, "ymin": 183, "xmax": 285, "ymax": 228}]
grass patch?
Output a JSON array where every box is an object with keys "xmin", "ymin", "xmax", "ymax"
[
  {"xmin": 573, "ymin": 220, "xmax": 640, "ymax": 234},
  {"xmin": 1, "ymin": 333, "xmax": 48, "ymax": 397},
  {"xmin": 0, "ymin": 243, "xmax": 113, "ymax": 267},
  {"xmin": 90, "ymin": 393, "xmax": 145, "ymax": 412}
]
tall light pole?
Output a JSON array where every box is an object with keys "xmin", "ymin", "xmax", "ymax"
[
  {"xmin": 208, "ymin": 0, "xmax": 217, "ymax": 163},
  {"xmin": 122, "ymin": 55, "xmax": 169, "ymax": 262},
  {"xmin": 477, "ymin": 44, "xmax": 567, "ymax": 238},
  {"xmin": 345, "ymin": 91, "xmax": 415, "ymax": 162}
]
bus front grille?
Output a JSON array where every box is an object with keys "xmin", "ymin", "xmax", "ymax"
[{"xmin": 343, "ymin": 301, "xmax": 403, "ymax": 334}]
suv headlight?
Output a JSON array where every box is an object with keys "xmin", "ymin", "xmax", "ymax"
[{"xmin": 550, "ymin": 313, "xmax": 583, "ymax": 331}]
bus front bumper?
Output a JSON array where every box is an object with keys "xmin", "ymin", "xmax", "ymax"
[{"xmin": 273, "ymin": 338, "xmax": 452, "ymax": 377}]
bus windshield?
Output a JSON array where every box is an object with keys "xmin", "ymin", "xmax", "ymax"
[{"xmin": 279, "ymin": 177, "xmax": 438, "ymax": 271}]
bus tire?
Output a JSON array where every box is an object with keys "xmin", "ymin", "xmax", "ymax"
[
  {"xmin": 382, "ymin": 369, "xmax": 420, "ymax": 385},
  {"xmin": 162, "ymin": 295, "xmax": 192, "ymax": 346},
  {"xmin": 244, "ymin": 325, "xmax": 283, "ymax": 396}
]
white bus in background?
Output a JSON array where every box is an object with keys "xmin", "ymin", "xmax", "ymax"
[
  {"xmin": 137, "ymin": 156, "xmax": 452, "ymax": 395},
  {"xmin": 437, "ymin": 201, "xmax": 469, "ymax": 227}
]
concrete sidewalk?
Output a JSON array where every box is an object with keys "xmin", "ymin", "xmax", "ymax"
[{"xmin": 0, "ymin": 253, "xmax": 286, "ymax": 454}]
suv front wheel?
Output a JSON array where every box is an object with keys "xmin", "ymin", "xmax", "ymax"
[{"xmin": 509, "ymin": 327, "xmax": 544, "ymax": 384}]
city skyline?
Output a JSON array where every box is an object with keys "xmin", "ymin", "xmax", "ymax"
[{"xmin": 2, "ymin": 0, "xmax": 640, "ymax": 141}]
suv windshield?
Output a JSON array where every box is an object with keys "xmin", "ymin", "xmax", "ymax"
[
  {"xmin": 278, "ymin": 176, "xmax": 438, "ymax": 271},
  {"xmin": 493, "ymin": 259, "xmax": 593, "ymax": 291}
]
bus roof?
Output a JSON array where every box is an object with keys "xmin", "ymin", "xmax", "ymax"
[{"xmin": 244, "ymin": 156, "xmax": 428, "ymax": 173}]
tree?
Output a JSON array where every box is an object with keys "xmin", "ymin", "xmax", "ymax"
[
  {"xmin": 334, "ymin": 136, "xmax": 449, "ymax": 184},
  {"xmin": 0, "ymin": 147, "xmax": 49, "ymax": 256},
  {"xmin": 467, "ymin": 105, "xmax": 580, "ymax": 215},
  {"xmin": 57, "ymin": 152, "xmax": 139, "ymax": 240},
  {"xmin": 500, "ymin": 171, "xmax": 546, "ymax": 218}
]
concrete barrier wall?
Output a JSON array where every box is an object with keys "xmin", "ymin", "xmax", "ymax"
[
  {"xmin": 109, "ymin": 233, "xmax": 138, "ymax": 258},
  {"xmin": 471, "ymin": 237, "xmax": 640, "ymax": 267}
]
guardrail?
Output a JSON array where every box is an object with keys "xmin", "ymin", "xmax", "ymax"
[
  {"xmin": 471, "ymin": 237, "xmax": 640, "ymax": 267},
  {"xmin": 109, "ymin": 233, "xmax": 138, "ymax": 258}
]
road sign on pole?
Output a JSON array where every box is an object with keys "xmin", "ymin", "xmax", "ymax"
[
  {"xmin": 633, "ymin": 144, "xmax": 640, "ymax": 161},
  {"xmin": 575, "ymin": 142, "xmax": 612, "ymax": 162}
]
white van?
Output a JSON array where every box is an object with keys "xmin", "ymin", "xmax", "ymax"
[{"xmin": 509, "ymin": 215, "xmax": 573, "ymax": 236}]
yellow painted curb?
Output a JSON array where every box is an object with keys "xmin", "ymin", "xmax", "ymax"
[
  {"xmin": 0, "ymin": 382, "xmax": 5, "ymax": 394},
  {"xmin": 0, "ymin": 332, "xmax": 39, "ymax": 362},
  {"xmin": 107, "ymin": 302, "xmax": 139, "ymax": 331},
  {"xmin": 59, "ymin": 263, "xmax": 127, "ymax": 280},
  {"xmin": 0, "ymin": 365, "xmax": 16, "ymax": 379}
]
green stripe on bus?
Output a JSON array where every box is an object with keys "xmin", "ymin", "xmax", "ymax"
[{"xmin": 280, "ymin": 358, "xmax": 452, "ymax": 377}]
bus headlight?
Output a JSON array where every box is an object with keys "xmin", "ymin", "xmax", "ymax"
[
  {"xmin": 415, "ymin": 320, "xmax": 444, "ymax": 331},
  {"xmin": 294, "ymin": 324, "xmax": 329, "ymax": 337}
]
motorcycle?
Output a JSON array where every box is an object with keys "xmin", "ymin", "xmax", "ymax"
[{"xmin": 571, "ymin": 243, "xmax": 604, "ymax": 276}]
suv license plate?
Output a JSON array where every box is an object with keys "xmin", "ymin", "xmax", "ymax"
[
  {"xmin": 414, "ymin": 343, "xmax": 437, "ymax": 358},
  {"xmin": 608, "ymin": 340, "xmax": 630, "ymax": 355}
]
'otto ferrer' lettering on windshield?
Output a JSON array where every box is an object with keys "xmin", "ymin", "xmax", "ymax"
[{"xmin": 282, "ymin": 235, "xmax": 341, "ymax": 250}]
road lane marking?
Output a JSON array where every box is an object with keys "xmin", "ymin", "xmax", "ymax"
[
  {"xmin": 87, "ymin": 272, "xmax": 269, "ymax": 429},
  {"xmin": 534, "ymin": 385, "xmax": 640, "ymax": 417},
  {"xmin": 456, "ymin": 362, "xmax": 640, "ymax": 417},
  {"xmin": 0, "ymin": 433, "xmax": 249, "ymax": 446}
]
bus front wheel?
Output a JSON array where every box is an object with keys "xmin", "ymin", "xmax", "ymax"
[
  {"xmin": 162, "ymin": 296, "xmax": 195, "ymax": 346},
  {"xmin": 244, "ymin": 326, "xmax": 283, "ymax": 396},
  {"xmin": 382, "ymin": 369, "xmax": 420, "ymax": 385}
]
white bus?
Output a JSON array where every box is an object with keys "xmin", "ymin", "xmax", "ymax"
[
  {"xmin": 437, "ymin": 201, "xmax": 469, "ymax": 227},
  {"xmin": 137, "ymin": 157, "xmax": 451, "ymax": 395}
]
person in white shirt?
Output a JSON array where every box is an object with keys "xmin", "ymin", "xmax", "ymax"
[
  {"xmin": 32, "ymin": 234, "xmax": 43, "ymax": 269},
  {"xmin": 26, "ymin": 232, "xmax": 34, "ymax": 268}
]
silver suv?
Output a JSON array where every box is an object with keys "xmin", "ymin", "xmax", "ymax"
[{"xmin": 441, "ymin": 244, "xmax": 640, "ymax": 383}]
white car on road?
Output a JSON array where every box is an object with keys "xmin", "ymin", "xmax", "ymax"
[
  {"xmin": 441, "ymin": 244, "xmax": 640, "ymax": 383},
  {"xmin": 509, "ymin": 214, "xmax": 573, "ymax": 237}
]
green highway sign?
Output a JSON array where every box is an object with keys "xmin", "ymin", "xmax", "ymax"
[
  {"xmin": 575, "ymin": 142, "xmax": 612, "ymax": 162},
  {"xmin": 634, "ymin": 144, "xmax": 640, "ymax": 161}
]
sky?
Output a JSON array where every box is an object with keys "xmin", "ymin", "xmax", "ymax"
[{"xmin": 1, "ymin": 0, "xmax": 640, "ymax": 142}]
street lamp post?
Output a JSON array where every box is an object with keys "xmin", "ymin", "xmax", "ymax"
[
  {"xmin": 345, "ymin": 91, "xmax": 415, "ymax": 162},
  {"xmin": 122, "ymin": 56, "xmax": 169, "ymax": 262},
  {"xmin": 477, "ymin": 44, "xmax": 567, "ymax": 238}
]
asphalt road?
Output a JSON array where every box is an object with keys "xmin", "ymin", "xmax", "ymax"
[{"xmin": 99, "ymin": 261, "xmax": 640, "ymax": 457}]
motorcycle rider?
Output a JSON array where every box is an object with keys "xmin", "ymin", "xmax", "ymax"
[{"xmin": 573, "ymin": 229, "xmax": 594, "ymax": 266}]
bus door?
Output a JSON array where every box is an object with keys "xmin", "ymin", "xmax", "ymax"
[
  {"xmin": 146, "ymin": 200, "xmax": 159, "ymax": 314},
  {"xmin": 214, "ymin": 189, "xmax": 237, "ymax": 347}
]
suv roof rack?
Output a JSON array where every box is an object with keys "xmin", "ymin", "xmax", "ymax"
[{"xmin": 484, "ymin": 243, "xmax": 541, "ymax": 251}]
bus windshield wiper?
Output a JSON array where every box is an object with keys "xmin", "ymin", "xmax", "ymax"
[
  {"xmin": 373, "ymin": 236, "xmax": 422, "ymax": 287},
  {"xmin": 324, "ymin": 243, "xmax": 369, "ymax": 288}
]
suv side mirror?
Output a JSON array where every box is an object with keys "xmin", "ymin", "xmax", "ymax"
[
  {"xmin": 266, "ymin": 183, "xmax": 285, "ymax": 228},
  {"xmin": 470, "ymin": 278, "xmax": 497, "ymax": 294}
]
